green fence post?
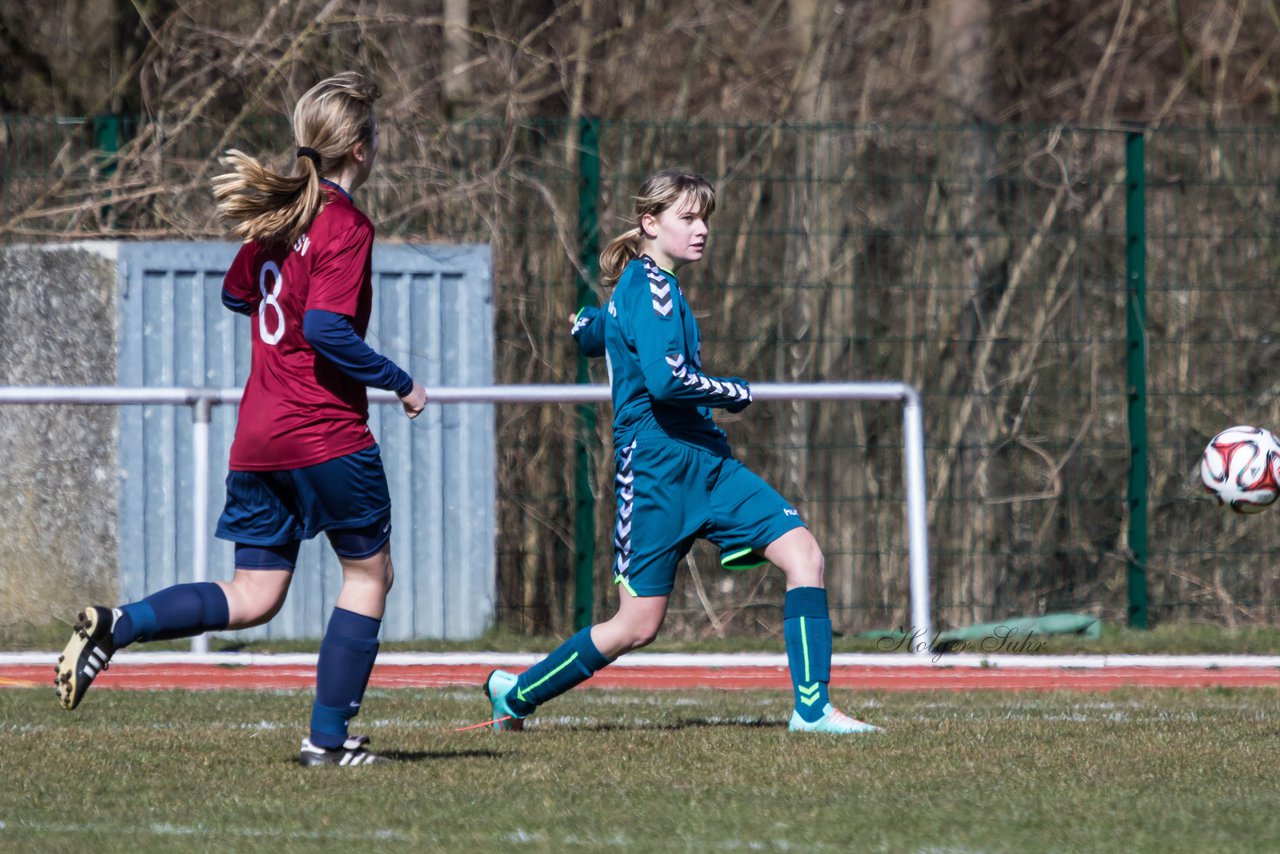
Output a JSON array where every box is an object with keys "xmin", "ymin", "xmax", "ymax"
[
  {"xmin": 1125, "ymin": 127, "xmax": 1149, "ymax": 629},
  {"xmin": 92, "ymin": 114, "xmax": 122, "ymax": 224},
  {"xmin": 573, "ymin": 116, "xmax": 601, "ymax": 630},
  {"xmin": 92, "ymin": 114, "xmax": 121, "ymax": 176}
]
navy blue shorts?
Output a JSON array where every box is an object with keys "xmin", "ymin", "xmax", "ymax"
[
  {"xmin": 215, "ymin": 445, "xmax": 392, "ymax": 564},
  {"xmin": 611, "ymin": 433, "xmax": 806, "ymax": 598}
]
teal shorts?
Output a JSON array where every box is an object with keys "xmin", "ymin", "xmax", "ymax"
[{"xmin": 611, "ymin": 433, "xmax": 806, "ymax": 597}]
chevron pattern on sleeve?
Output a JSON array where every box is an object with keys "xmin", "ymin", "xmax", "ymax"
[{"xmin": 664, "ymin": 354, "xmax": 751, "ymax": 405}]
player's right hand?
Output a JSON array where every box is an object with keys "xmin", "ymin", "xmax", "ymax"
[
  {"xmin": 571, "ymin": 305, "xmax": 605, "ymax": 357},
  {"xmin": 400, "ymin": 381, "xmax": 428, "ymax": 419}
]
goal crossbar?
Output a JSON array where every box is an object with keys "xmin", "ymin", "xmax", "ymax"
[{"xmin": 0, "ymin": 382, "xmax": 932, "ymax": 655}]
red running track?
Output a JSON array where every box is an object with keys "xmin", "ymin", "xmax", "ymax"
[{"xmin": 7, "ymin": 663, "xmax": 1280, "ymax": 692}]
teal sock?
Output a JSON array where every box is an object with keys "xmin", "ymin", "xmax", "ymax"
[
  {"xmin": 784, "ymin": 587, "xmax": 832, "ymax": 723},
  {"xmin": 508, "ymin": 627, "xmax": 611, "ymax": 716}
]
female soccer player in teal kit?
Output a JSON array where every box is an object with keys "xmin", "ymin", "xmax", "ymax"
[{"xmin": 486, "ymin": 169, "xmax": 879, "ymax": 734}]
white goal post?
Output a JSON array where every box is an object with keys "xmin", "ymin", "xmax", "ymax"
[{"xmin": 0, "ymin": 382, "xmax": 932, "ymax": 654}]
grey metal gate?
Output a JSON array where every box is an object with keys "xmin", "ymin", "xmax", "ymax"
[{"xmin": 115, "ymin": 242, "xmax": 494, "ymax": 640}]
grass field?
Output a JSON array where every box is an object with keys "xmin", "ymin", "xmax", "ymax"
[{"xmin": 2, "ymin": 684, "xmax": 1278, "ymax": 852}]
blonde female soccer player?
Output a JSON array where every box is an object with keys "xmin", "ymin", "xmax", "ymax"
[
  {"xmin": 485, "ymin": 168, "xmax": 879, "ymax": 734},
  {"xmin": 56, "ymin": 72, "xmax": 427, "ymax": 766}
]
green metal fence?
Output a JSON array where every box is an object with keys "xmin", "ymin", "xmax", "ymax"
[{"xmin": 4, "ymin": 116, "xmax": 1280, "ymax": 637}]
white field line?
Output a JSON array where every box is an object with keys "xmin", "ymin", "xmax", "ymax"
[
  {"xmin": 5, "ymin": 650, "xmax": 1280, "ymax": 669},
  {"xmin": 0, "ymin": 819, "xmax": 803, "ymax": 851},
  {"xmin": 0, "ymin": 819, "xmax": 413, "ymax": 842}
]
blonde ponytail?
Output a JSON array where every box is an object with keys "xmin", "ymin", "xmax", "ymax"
[
  {"xmin": 599, "ymin": 227, "xmax": 644, "ymax": 285},
  {"xmin": 212, "ymin": 71, "xmax": 381, "ymax": 244},
  {"xmin": 212, "ymin": 150, "xmax": 322, "ymax": 245},
  {"xmin": 599, "ymin": 169, "xmax": 715, "ymax": 286}
]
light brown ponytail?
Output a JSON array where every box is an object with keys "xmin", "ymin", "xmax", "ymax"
[
  {"xmin": 212, "ymin": 71, "xmax": 381, "ymax": 245},
  {"xmin": 599, "ymin": 227, "xmax": 645, "ymax": 286},
  {"xmin": 599, "ymin": 168, "xmax": 715, "ymax": 285}
]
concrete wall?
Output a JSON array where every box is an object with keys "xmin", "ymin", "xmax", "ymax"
[{"xmin": 0, "ymin": 245, "xmax": 119, "ymax": 631}]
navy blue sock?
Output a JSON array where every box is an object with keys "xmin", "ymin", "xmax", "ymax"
[
  {"xmin": 784, "ymin": 587, "xmax": 833, "ymax": 722},
  {"xmin": 508, "ymin": 627, "xmax": 612, "ymax": 716},
  {"xmin": 113, "ymin": 582, "xmax": 230, "ymax": 647},
  {"xmin": 310, "ymin": 608, "xmax": 381, "ymax": 749}
]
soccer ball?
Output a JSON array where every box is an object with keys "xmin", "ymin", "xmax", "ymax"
[{"xmin": 1200, "ymin": 425, "xmax": 1280, "ymax": 514}]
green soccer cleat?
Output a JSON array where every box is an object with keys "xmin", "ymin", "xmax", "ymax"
[
  {"xmin": 54, "ymin": 606, "xmax": 118, "ymax": 711},
  {"xmin": 788, "ymin": 704, "xmax": 882, "ymax": 734},
  {"xmin": 483, "ymin": 669, "xmax": 526, "ymax": 731}
]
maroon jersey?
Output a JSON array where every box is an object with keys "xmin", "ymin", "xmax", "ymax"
[{"xmin": 223, "ymin": 186, "xmax": 378, "ymax": 471}]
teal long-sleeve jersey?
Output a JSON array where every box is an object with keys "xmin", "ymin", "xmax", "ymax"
[{"xmin": 572, "ymin": 256, "xmax": 752, "ymax": 455}]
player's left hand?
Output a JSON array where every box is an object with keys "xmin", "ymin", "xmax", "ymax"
[
  {"xmin": 400, "ymin": 381, "xmax": 428, "ymax": 419},
  {"xmin": 724, "ymin": 377, "xmax": 752, "ymax": 413}
]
